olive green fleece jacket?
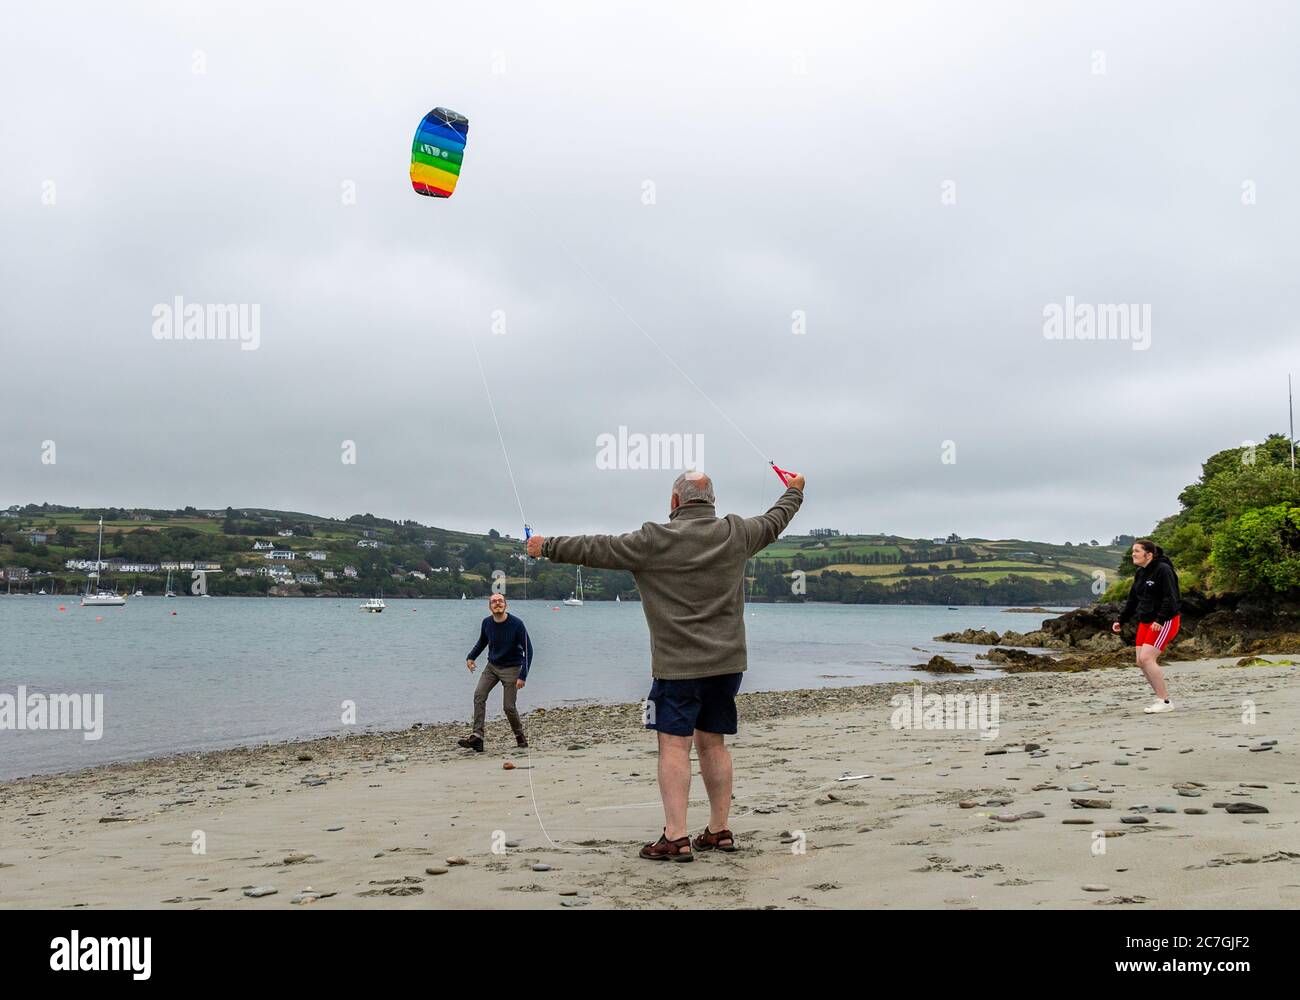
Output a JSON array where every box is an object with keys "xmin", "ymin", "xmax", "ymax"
[{"xmin": 541, "ymin": 487, "xmax": 804, "ymax": 680}]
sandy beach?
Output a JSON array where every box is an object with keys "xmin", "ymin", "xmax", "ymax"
[{"xmin": 1, "ymin": 658, "xmax": 1296, "ymax": 910}]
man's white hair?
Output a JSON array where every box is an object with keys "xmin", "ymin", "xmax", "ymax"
[{"xmin": 672, "ymin": 470, "xmax": 714, "ymax": 504}]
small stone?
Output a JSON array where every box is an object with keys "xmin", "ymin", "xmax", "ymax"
[
  {"xmin": 243, "ymin": 885, "xmax": 277, "ymax": 898},
  {"xmin": 1112, "ymin": 760, "xmax": 1130, "ymax": 766},
  {"xmin": 1062, "ymin": 819, "xmax": 1093, "ymax": 825},
  {"xmin": 1184, "ymin": 808, "xmax": 1207, "ymax": 815},
  {"xmin": 1224, "ymin": 803, "xmax": 1269, "ymax": 814},
  {"xmin": 1249, "ymin": 745, "xmax": 1273, "ymax": 753},
  {"xmin": 1071, "ymin": 798, "xmax": 1112, "ymax": 809},
  {"xmin": 992, "ymin": 813, "xmax": 1020, "ymax": 822},
  {"xmin": 1177, "ymin": 789, "xmax": 1201, "ymax": 797},
  {"xmin": 505, "ymin": 839, "xmax": 522, "ymax": 848},
  {"xmin": 1120, "ymin": 816, "xmax": 1148, "ymax": 824},
  {"xmin": 283, "ymin": 852, "xmax": 313, "ymax": 864},
  {"xmin": 560, "ymin": 897, "xmax": 590, "ymax": 907},
  {"xmin": 1068, "ymin": 783, "xmax": 1095, "ymax": 792},
  {"xmin": 1082, "ymin": 884, "xmax": 1110, "ymax": 892},
  {"xmin": 297, "ymin": 753, "xmax": 313, "ymax": 762},
  {"xmin": 446, "ymin": 856, "xmax": 468, "ymax": 866},
  {"xmin": 958, "ymin": 800, "xmax": 977, "ymax": 809},
  {"xmin": 532, "ymin": 863, "xmax": 552, "ymax": 872},
  {"xmin": 1154, "ymin": 806, "xmax": 1176, "ymax": 814},
  {"xmin": 425, "ymin": 867, "xmax": 448, "ymax": 875},
  {"xmin": 1239, "ymin": 783, "xmax": 1268, "ymax": 789},
  {"xmin": 1017, "ymin": 811, "xmax": 1045, "ymax": 820},
  {"xmin": 384, "ymin": 754, "xmax": 407, "ymax": 764}
]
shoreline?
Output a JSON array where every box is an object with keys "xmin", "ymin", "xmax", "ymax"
[{"xmin": 2, "ymin": 657, "xmax": 1296, "ymax": 909}]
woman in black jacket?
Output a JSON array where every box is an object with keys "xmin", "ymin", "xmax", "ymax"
[{"xmin": 1112, "ymin": 538, "xmax": 1181, "ymax": 713}]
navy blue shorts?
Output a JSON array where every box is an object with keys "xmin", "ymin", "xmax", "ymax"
[{"xmin": 645, "ymin": 672, "xmax": 743, "ymax": 737}]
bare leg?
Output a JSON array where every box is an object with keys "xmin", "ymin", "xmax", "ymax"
[
  {"xmin": 695, "ymin": 730, "xmax": 733, "ymax": 835},
  {"xmin": 1136, "ymin": 644, "xmax": 1168, "ymax": 700},
  {"xmin": 657, "ymin": 732, "xmax": 694, "ymax": 843}
]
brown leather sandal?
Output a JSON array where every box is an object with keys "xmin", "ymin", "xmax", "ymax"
[
  {"xmin": 639, "ymin": 830, "xmax": 694, "ymax": 862},
  {"xmin": 693, "ymin": 827, "xmax": 737, "ymax": 852}
]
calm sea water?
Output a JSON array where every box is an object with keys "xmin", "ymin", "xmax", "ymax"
[{"xmin": 0, "ymin": 597, "xmax": 1062, "ymax": 779}]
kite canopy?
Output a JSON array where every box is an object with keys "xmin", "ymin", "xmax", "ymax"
[{"xmin": 410, "ymin": 107, "xmax": 469, "ymax": 198}]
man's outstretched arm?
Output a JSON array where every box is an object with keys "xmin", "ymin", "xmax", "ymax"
[
  {"xmin": 743, "ymin": 474, "xmax": 805, "ymax": 556},
  {"xmin": 527, "ymin": 526, "xmax": 655, "ymax": 571}
]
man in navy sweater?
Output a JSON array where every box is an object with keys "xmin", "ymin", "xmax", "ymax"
[{"xmin": 460, "ymin": 592, "xmax": 533, "ymax": 752}]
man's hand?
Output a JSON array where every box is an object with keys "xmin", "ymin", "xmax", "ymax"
[
  {"xmin": 466, "ymin": 659, "xmax": 476, "ymax": 673},
  {"xmin": 526, "ymin": 535, "xmax": 544, "ymax": 558},
  {"xmin": 785, "ymin": 471, "xmax": 805, "ymax": 490},
  {"xmin": 1111, "ymin": 622, "xmax": 1122, "ymax": 634},
  {"xmin": 516, "ymin": 679, "xmax": 525, "ymax": 690}
]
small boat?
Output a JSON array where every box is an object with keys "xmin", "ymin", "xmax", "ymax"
[
  {"xmin": 37, "ymin": 588, "xmax": 46, "ymax": 596},
  {"xmin": 362, "ymin": 593, "xmax": 386, "ymax": 613},
  {"xmin": 134, "ymin": 589, "xmax": 144, "ymax": 597},
  {"xmin": 562, "ymin": 567, "xmax": 584, "ymax": 607},
  {"xmin": 164, "ymin": 568, "xmax": 176, "ymax": 598},
  {"xmin": 81, "ymin": 517, "xmax": 126, "ymax": 607},
  {"xmin": 460, "ymin": 592, "xmax": 466, "ymax": 600},
  {"xmin": 615, "ymin": 594, "xmax": 621, "ymax": 604}
]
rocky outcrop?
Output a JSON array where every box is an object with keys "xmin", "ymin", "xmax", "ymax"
[
  {"xmin": 934, "ymin": 628, "xmax": 1003, "ymax": 645},
  {"xmin": 911, "ymin": 655, "xmax": 974, "ymax": 674}
]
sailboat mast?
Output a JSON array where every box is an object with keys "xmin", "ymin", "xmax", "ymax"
[{"xmin": 1290, "ymin": 374, "xmax": 1296, "ymax": 472}]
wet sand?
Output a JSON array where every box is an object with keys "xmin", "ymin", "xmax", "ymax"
[{"xmin": 1, "ymin": 658, "xmax": 1296, "ymax": 909}]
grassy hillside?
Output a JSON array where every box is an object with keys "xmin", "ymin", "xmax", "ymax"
[{"xmin": 0, "ymin": 503, "xmax": 1122, "ymax": 605}]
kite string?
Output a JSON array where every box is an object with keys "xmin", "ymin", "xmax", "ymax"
[
  {"xmin": 462, "ymin": 281, "xmax": 528, "ymax": 531},
  {"xmin": 458, "ymin": 275, "xmax": 599, "ymax": 853}
]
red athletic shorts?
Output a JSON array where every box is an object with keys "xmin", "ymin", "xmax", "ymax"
[{"xmin": 1136, "ymin": 615, "xmax": 1181, "ymax": 651}]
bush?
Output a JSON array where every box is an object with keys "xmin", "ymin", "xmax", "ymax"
[{"xmin": 1212, "ymin": 503, "xmax": 1300, "ymax": 593}]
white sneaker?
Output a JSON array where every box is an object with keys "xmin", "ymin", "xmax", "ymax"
[{"xmin": 1143, "ymin": 700, "xmax": 1174, "ymax": 714}]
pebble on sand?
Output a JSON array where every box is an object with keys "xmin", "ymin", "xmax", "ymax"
[
  {"xmin": 446, "ymin": 856, "xmax": 468, "ymax": 866},
  {"xmin": 1082, "ymin": 884, "xmax": 1110, "ymax": 892},
  {"xmin": 425, "ymin": 867, "xmax": 448, "ymax": 875},
  {"xmin": 243, "ymin": 886, "xmax": 277, "ymax": 898}
]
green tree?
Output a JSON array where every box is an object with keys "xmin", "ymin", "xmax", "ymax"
[{"xmin": 1212, "ymin": 503, "xmax": 1300, "ymax": 593}]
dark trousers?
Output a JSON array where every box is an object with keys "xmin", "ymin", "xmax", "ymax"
[{"xmin": 472, "ymin": 662, "xmax": 525, "ymax": 739}]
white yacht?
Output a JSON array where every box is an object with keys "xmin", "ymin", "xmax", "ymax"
[
  {"xmin": 362, "ymin": 593, "xmax": 386, "ymax": 613},
  {"xmin": 81, "ymin": 518, "xmax": 126, "ymax": 607},
  {"xmin": 562, "ymin": 567, "xmax": 584, "ymax": 607}
]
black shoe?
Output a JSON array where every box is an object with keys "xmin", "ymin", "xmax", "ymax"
[
  {"xmin": 458, "ymin": 734, "xmax": 484, "ymax": 752},
  {"xmin": 515, "ymin": 733, "xmax": 529, "ymax": 749}
]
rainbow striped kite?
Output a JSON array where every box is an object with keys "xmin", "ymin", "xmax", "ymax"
[{"xmin": 410, "ymin": 107, "xmax": 469, "ymax": 198}]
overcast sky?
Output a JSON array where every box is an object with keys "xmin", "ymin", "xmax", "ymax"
[{"xmin": 2, "ymin": 1, "xmax": 1297, "ymax": 542}]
